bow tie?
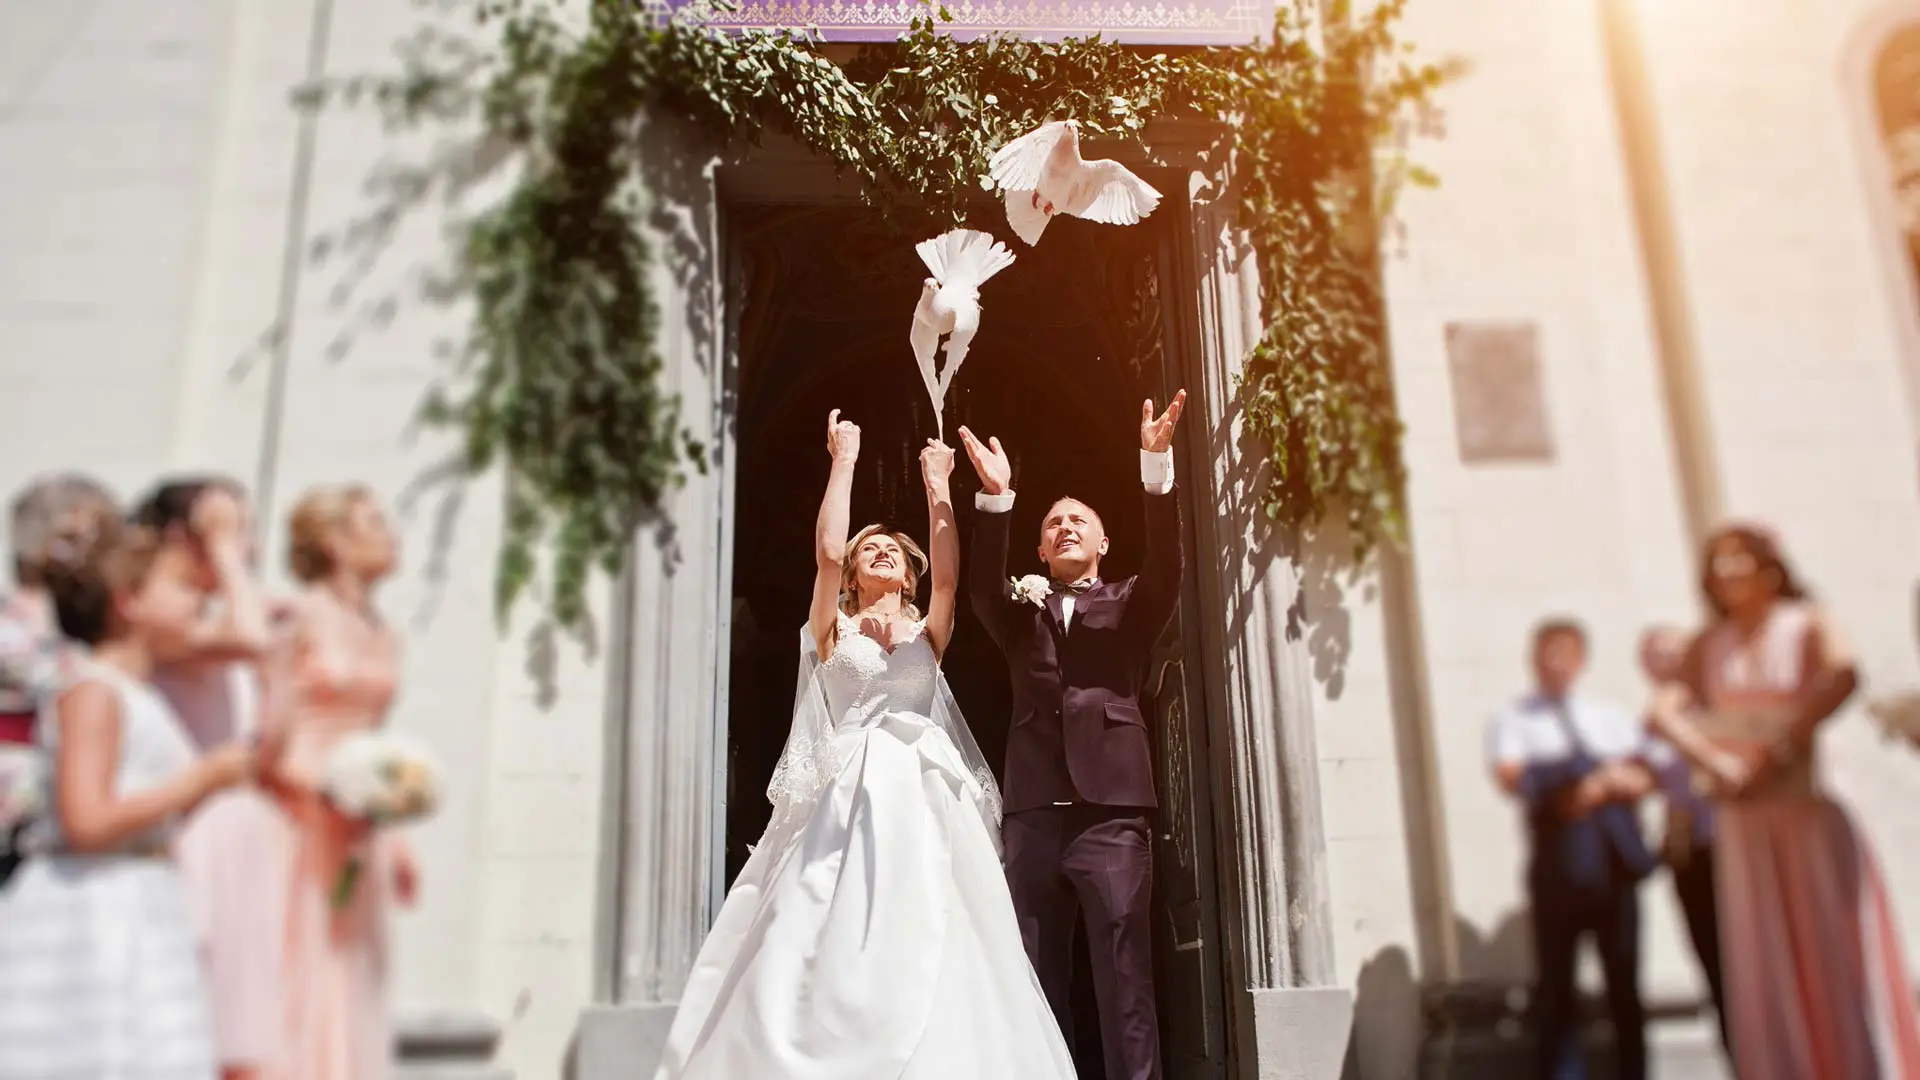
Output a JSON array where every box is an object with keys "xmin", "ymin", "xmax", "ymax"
[{"xmin": 1055, "ymin": 578, "xmax": 1099, "ymax": 595}]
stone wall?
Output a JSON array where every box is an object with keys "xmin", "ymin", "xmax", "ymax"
[{"xmin": 0, "ymin": 2, "xmax": 615, "ymax": 1076}]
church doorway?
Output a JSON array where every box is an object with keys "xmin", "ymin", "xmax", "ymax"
[{"xmin": 718, "ymin": 199, "xmax": 1231, "ymax": 1078}]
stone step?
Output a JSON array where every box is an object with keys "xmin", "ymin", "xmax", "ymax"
[
  {"xmin": 1420, "ymin": 1015, "xmax": 1730, "ymax": 1079},
  {"xmin": 1648, "ymin": 1017, "xmax": 1732, "ymax": 1080},
  {"xmin": 394, "ymin": 1067, "xmax": 514, "ymax": 1080},
  {"xmin": 393, "ymin": 1008, "xmax": 509, "ymax": 1080}
]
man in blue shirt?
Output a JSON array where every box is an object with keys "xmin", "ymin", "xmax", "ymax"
[{"xmin": 1488, "ymin": 618, "xmax": 1659, "ymax": 1080}]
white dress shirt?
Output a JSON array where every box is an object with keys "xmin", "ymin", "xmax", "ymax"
[
  {"xmin": 976, "ymin": 449, "xmax": 1174, "ymax": 630},
  {"xmin": 1485, "ymin": 692, "xmax": 1649, "ymax": 773}
]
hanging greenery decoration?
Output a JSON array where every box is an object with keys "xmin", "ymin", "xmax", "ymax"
[{"xmin": 313, "ymin": 0, "xmax": 1447, "ymax": 630}]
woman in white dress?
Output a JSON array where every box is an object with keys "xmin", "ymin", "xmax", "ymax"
[
  {"xmin": 653, "ymin": 412, "xmax": 1076, "ymax": 1080},
  {"xmin": 0, "ymin": 511, "xmax": 258, "ymax": 1080}
]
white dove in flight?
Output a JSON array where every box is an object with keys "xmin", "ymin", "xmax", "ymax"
[
  {"xmin": 987, "ymin": 119, "xmax": 1163, "ymax": 247},
  {"xmin": 909, "ymin": 228, "xmax": 1016, "ymax": 437}
]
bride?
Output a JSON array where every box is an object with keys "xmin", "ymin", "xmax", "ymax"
[{"xmin": 653, "ymin": 412, "xmax": 1076, "ymax": 1079}]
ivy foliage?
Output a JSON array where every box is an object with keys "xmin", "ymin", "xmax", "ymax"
[{"xmin": 327, "ymin": 0, "xmax": 1445, "ymax": 631}]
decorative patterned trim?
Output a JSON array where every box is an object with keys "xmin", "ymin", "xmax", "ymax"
[{"xmin": 658, "ymin": 0, "xmax": 1265, "ymax": 43}]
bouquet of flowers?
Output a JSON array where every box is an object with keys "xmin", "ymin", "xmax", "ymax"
[{"xmin": 321, "ymin": 730, "xmax": 441, "ymax": 909}]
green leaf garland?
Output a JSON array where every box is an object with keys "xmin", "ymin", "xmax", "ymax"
[{"xmin": 313, "ymin": 0, "xmax": 1448, "ymax": 630}]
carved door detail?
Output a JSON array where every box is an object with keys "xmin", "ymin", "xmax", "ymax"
[{"xmin": 1144, "ymin": 229, "xmax": 1230, "ymax": 1080}]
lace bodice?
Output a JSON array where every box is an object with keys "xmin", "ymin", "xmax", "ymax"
[
  {"xmin": 766, "ymin": 614, "xmax": 1000, "ymax": 834},
  {"xmin": 821, "ymin": 614, "xmax": 939, "ymax": 726}
]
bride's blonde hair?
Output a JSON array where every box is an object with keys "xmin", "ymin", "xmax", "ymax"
[{"xmin": 839, "ymin": 523, "xmax": 927, "ymax": 619}]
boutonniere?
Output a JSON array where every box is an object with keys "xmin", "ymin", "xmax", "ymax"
[{"xmin": 1011, "ymin": 574, "xmax": 1052, "ymax": 608}]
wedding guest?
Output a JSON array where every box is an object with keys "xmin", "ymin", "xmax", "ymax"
[
  {"xmin": 1, "ymin": 475, "xmax": 117, "ymax": 886},
  {"xmin": 277, "ymin": 484, "xmax": 417, "ymax": 1080},
  {"xmin": 0, "ymin": 508, "xmax": 257, "ymax": 1080},
  {"xmin": 1651, "ymin": 524, "xmax": 1920, "ymax": 1078},
  {"xmin": 1636, "ymin": 625, "xmax": 1729, "ymax": 1056},
  {"xmin": 135, "ymin": 478, "xmax": 297, "ymax": 1080},
  {"xmin": 1487, "ymin": 618, "xmax": 1658, "ymax": 1080}
]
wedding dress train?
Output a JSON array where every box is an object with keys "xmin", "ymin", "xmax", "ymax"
[{"xmin": 652, "ymin": 614, "xmax": 1076, "ymax": 1079}]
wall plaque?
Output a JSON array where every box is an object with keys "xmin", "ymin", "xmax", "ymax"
[
  {"xmin": 1445, "ymin": 320, "xmax": 1555, "ymax": 465},
  {"xmin": 654, "ymin": 0, "xmax": 1268, "ymax": 45}
]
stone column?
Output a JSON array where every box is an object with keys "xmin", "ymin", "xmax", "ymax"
[
  {"xmin": 1148, "ymin": 120, "xmax": 1353, "ymax": 1079},
  {"xmin": 575, "ymin": 118, "xmax": 732, "ymax": 1078}
]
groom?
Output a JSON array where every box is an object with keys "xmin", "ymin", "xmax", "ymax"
[{"xmin": 958, "ymin": 390, "xmax": 1186, "ymax": 1080}]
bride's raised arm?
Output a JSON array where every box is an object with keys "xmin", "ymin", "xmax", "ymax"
[
  {"xmin": 921, "ymin": 439, "xmax": 959, "ymax": 660},
  {"xmin": 811, "ymin": 411, "xmax": 860, "ymax": 662}
]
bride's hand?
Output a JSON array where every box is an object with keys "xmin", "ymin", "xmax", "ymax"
[
  {"xmin": 826, "ymin": 410, "xmax": 860, "ymax": 464},
  {"xmin": 921, "ymin": 439, "xmax": 954, "ymax": 491}
]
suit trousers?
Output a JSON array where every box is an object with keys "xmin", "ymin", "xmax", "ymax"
[
  {"xmin": 1670, "ymin": 843, "xmax": 1731, "ymax": 1053},
  {"xmin": 1004, "ymin": 804, "xmax": 1160, "ymax": 1080},
  {"xmin": 1530, "ymin": 876, "xmax": 1646, "ymax": 1080}
]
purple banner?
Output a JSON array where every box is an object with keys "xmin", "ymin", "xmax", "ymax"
[{"xmin": 657, "ymin": 0, "xmax": 1268, "ymax": 45}]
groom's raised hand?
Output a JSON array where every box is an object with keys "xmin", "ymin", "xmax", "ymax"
[
  {"xmin": 1141, "ymin": 389, "xmax": 1187, "ymax": 453},
  {"xmin": 957, "ymin": 426, "xmax": 1012, "ymax": 496}
]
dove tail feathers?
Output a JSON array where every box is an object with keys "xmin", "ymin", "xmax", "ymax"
[
  {"xmin": 916, "ymin": 228, "xmax": 1017, "ymax": 284},
  {"xmin": 1003, "ymin": 190, "xmax": 1050, "ymax": 247}
]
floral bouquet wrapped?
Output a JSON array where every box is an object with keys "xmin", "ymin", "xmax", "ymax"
[{"xmin": 321, "ymin": 730, "xmax": 441, "ymax": 909}]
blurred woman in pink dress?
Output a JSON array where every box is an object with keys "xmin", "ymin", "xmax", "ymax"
[
  {"xmin": 1653, "ymin": 524, "xmax": 1920, "ymax": 1079},
  {"xmin": 277, "ymin": 484, "xmax": 418, "ymax": 1080},
  {"xmin": 135, "ymin": 478, "xmax": 296, "ymax": 1080}
]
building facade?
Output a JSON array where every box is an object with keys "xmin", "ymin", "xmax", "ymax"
[{"xmin": 4, "ymin": 0, "xmax": 1920, "ymax": 1077}]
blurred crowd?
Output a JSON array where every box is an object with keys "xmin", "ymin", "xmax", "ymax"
[
  {"xmin": 0, "ymin": 473, "xmax": 414, "ymax": 1080},
  {"xmin": 1488, "ymin": 524, "xmax": 1920, "ymax": 1079}
]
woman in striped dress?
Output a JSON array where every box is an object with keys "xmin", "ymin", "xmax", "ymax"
[{"xmin": 0, "ymin": 512, "xmax": 258, "ymax": 1079}]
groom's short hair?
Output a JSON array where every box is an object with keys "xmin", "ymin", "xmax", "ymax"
[{"xmin": 1042, "ymin": 496, "xmax": 1103, "ymax": 533}]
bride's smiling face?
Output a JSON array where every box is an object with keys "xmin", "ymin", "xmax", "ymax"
[{"xmin": 851, "ymin": 532, "xmax": 908, "ymax": 595}]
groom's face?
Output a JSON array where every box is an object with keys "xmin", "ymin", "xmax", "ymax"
[{"xmin": 1039, "ymin": 498, "xmax": 1108, "ymax": 581}]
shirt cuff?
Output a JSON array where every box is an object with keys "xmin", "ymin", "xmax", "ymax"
[
  {"xmin": 1141, "ymin": 449, "xmax": 1174, "ymax": 495},
  {"xmin": 975, "ymin": 491, "xmax": 1016, "ymax": 514}
]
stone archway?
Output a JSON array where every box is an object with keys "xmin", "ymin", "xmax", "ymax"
[{"xmin": 576, "ymin": 121, "xmax": 1359, "ymax": 1080}]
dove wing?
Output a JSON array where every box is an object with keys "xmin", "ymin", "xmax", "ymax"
[
  {"xmin": 961, "ymin": 232, "xmax": 1017, "ymax": 286},
  {"xmin": 915, "ymin": 233, "xmax": 951, "ymax": 281},
  {"xmin": 988, "ymin": 121, "xmax": 1073, "ymax": 193},
  {"xmin": 910, "ymin": 283, "xmax": 943, "ymax": 405},
  {"xmin": 938, "ymin": 325, "xmax": 976, "ymax": 399},
  {"xmin": 1071, "ymin": 159, "xmax": 1164, "ymax": 227},
  {"xmin": 944, "ymin": 230, "xmax": 1017, "ymax": 289},
  {"xmin": 1003, "ymin": 188, "xmax": 1050, "ymax": 246}
]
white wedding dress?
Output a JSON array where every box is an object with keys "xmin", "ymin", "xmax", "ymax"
[{"xmin": 652, "ymin": 613, "xmax": 1077, "ymax": 1079}]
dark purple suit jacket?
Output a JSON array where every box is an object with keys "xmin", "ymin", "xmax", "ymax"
[{"xmin": 971, "ymin": 489, "xmax": 1184, "ymax": 814}]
